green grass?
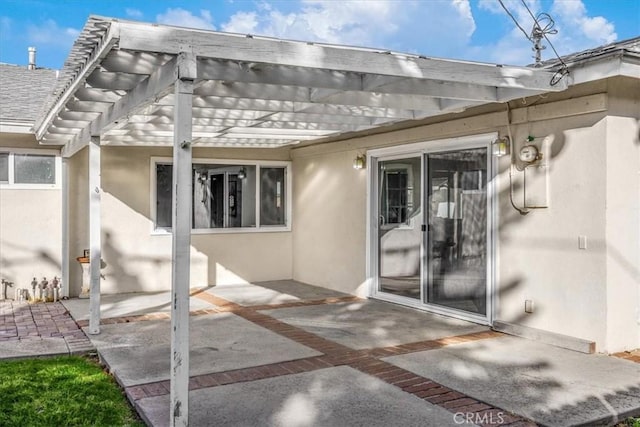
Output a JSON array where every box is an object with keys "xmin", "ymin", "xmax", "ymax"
[{"xmin": 0, "ymin": 356, "xmax": 144, "ymax": 427}]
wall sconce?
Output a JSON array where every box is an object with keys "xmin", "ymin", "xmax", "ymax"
[
  {"xmin": 492, "ymin": 136, "xmax": 510, "ymax": 157},
  {"xmin": 353, "ymin": 155, "xmax": 366, "ymax": 170},
  {"xmin": 237, "ymin": 167, "xmax": 246, "ymax": 179}
]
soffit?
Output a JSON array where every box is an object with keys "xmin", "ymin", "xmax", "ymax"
[{"xmin": 35, "ymin": 16, "xmax": 567, "ymax": 156}]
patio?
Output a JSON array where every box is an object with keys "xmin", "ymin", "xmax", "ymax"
[{"xmin": 60, "ymin": 280, "xmax": 640, "ymax": 427}]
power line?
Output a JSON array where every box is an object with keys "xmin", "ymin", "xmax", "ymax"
[
  {"xmin": 520, "ymin": 0, "xmax": 567, "ymax": 70},
  {"xmin": 497, "ymin": 0, "xmax": 569, "ymax": 85},
  {"xmin": 497, "ymin": 0, "xmax": 532, "ymax": 42}
]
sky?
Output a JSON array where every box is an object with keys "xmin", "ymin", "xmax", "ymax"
[{"xmin": 0, "ymin": 0, "xmax": 638, "ymax": 70}]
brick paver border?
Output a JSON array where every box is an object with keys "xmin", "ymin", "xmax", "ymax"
[
  {"xmin": 118, "ymin": 291, "xmax": 534, "ymax": 426},
  {"xmin": 0, "ymin": 301, "xmax": 93, "ymax": 355},
  {"xmin": 612, "ymin": 351, "xmax": 640, "ymax": 364}
]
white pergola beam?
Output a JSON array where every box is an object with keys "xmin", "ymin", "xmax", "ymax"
[
  {"xmin": 170, "ymin": 52, "xmax": 196, "ymax": 427},
  {"xmin": 118, "ymin": 22, "xmax": 565, "ymax": 91},
  {"xmin": 309, "ymin": 88, "xmax": 442, "ymax": 110},
  {"xmin": 88, "ymin": 136, "xmax": 101, "ymax": 335}
]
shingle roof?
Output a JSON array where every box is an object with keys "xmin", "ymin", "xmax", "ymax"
[
  {"xmin": 539, "ymin": 36, "xmax": 640, "ymax": 68},
  {"xmin": 0, "ymin": 63, "xmax": 57, "ymax": 122}
]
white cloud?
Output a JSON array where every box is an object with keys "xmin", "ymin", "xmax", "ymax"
[
  {"xmin": 551, "ymin": 0, "xmax": 616, "ymax": 46},
  {"xmin": 27, "ymin": 19, "xmax": 79, "ymax": 48},
  {"xmin": 221, "ymin": 0, "xmax": 477, "ymax": 57},
  {"xmin": 221, "ymin": 11, "xmax": 259, "ymax": 34},
  {"xmin": 125, "ymin": 8, "xmax": 143, "ymax": 19},
  {"xmin": 156, "ymin": 8, "xmax": 215, "ymax": 30}
]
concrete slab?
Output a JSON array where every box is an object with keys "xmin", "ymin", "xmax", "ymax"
[
  {"xmin": 136, "ymin": 366, "xmax": 468, "ymax": 427},
  {"xmin": 205, "ymin": 280, "xmax": 350, "ymax": 306},
  {"xmin": 87, "ymin": 312, "xmax": 321, "ymax": 387},
  {"xmin": 0, "ymin": 338, "xmax": 70, "ymax": 360},
  {"xmin": 261, "ymin": 299, "xmax": 488, "ymax": 349},
  {"xmin": 62, "ymin": 291, "xmax": 215, "ymax": 321},
  {"xmin": 383, "ymin": 335, "xmax": 640, "ymax": 426}
]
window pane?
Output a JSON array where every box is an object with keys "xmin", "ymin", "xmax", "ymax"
[
  {"xmin": 0, "ymin": 153, "xmax": 8, "ymax": 182},
  {"xmin": 14, "ymin": 154, "xmax": 55, "ymax": 184},
  {"xmin": 156, "ymin": 164, "xmax": 173, "ymax": 228},
  {"xmin": 260, "ymin": 167, "xmax": 286, "ymax": 226}
]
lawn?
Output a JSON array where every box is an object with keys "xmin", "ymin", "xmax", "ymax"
[{"xmin": 0, "ymin": 356, "xmax": 144, "ymax": 427}]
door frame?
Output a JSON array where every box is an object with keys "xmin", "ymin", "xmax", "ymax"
[{"xmin": 366, "ymin": 133, "xmax": 498, "ymax": 325}]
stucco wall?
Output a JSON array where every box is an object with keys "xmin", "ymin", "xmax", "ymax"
[
  {"xmin": 0, "ymin": 133, "xmax": 62, "ymax": 291},
  {"xmin": 291, "ymin": 78, "xmax": 636, "ymax": 352},
  {"xmin": 605, "ymin": 77, "xmax": 640, "ymax": 351},
  {"xmin": 74, "ymin": 145, "xmax": 293, "ymax": 294}
]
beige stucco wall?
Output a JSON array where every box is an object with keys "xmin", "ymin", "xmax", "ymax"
[
  {"xmin": 604, "ymin": 77, "xmax": 640, "ymax": 351},
  {"xmin": 69, "ymin": 145, "xmax": 294, "ymax": 294},
  {"xmin": 0, "ymin": 133, "xmax": 62, "ymax": 291},
  {"xmin": 291, "ymin": 77, "xmax": 638, "ymax": 353}
]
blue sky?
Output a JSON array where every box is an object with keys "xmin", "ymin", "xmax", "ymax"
[{"xmin": 1, "ymin": 0, "xmax": 638, "ymax": 69}]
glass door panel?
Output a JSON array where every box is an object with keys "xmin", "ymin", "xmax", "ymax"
[
  {"xmin": 378, "ymin": 156, "xmax": 422, "ymax": 300},
  {"xmin": 425, "ymin": 148, "xmax": 488, "ymax": 315}
]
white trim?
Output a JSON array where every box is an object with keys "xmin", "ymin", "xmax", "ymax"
[
  {"xmin": 0, "ymin": 148, "xmax": 62, "ymax": 189},
  {"xmin": 0, "ymin": 121, "xmax": 34, "ymax": 134},
  {"xmin": 367, "ymin": 132, "xmax": 497, "ymax": 326},
  {"xmin": 150, "ymin": 157, "xmax": 292, "ymax": 234}
]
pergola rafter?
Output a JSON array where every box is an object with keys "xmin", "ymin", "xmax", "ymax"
[{"xmin": 36, "ymin": 16, "xmax": 565, "ymax": 157}]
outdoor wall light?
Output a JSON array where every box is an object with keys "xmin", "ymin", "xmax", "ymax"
[
  {"xmin": 237, "ymin": 167, "xmax": 247, "ymax": 179},
  {"xmin": 492, "ymin": 136, "xmax": 510, "ymax": 157},
  {"xmin": 353, "ymin": 155, "xmax": 366, "ymax": 170}
]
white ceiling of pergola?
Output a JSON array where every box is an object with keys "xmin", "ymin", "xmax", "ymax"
[{"xmin": 35, "ymin": 16, "xmax": 566, "ymax": 157}]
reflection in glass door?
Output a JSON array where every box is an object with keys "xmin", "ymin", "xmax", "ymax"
[
  {"xmin": 377, "ymin": 156, "xmax": 422, "ymax": 299},
  {"xmin": 425, "ymin": 148, "xmax": 487, "ymax": 315},
  {"xmin": 374, "ymin": 145, "xmax": 490, "ymax": 320}
]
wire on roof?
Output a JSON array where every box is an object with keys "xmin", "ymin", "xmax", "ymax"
[{"xmin": 519, "ymin": 0, "xmax": 569, "ymax": 85}]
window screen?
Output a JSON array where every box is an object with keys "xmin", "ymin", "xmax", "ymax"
[
  {"xmin": 260, "ymin": 167, "xmax": 286, "ymax": 226},
  {"xmin": 156, "ymin": 164, "xmax": 173, "ymax": 228},
  {"xmin": 14, "ymin": 154, "xmax": 55, "ymax": 184},
  {"xmin": 0, "ymin": 153, "xmax": 8, "ymax": 182}
]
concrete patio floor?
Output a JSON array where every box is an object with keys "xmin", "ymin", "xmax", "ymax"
[{"xmin": 57, "ymin": 280, "xmax": 640, "ymax": 426}]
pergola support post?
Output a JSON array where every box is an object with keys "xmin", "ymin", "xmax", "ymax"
[
  {"xmin": 170, "ymin": 52, "xmax": 196, "ymax": 427},
  {"xmin": 88, "ymin": 135, "xmax": 101, "ymax": 335},
  {"xmin": 61, "ymin": 157, "xmax": 70, "ymax": 298}
]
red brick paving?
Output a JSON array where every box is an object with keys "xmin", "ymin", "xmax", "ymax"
[
  {"xmin": 0, "ymin": 300, "xmax": 93, "ymax": 354},
  {"xmin": 612, "ymin": 350, "xmax": 640, "ymax": 364}
]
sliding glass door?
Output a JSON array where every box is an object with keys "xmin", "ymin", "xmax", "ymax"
[
  {"xmin": 425, "ymin": 148, "xmax": 488, "ymax": 316},
  {"xmin": 373, "ymin": 141, "xmax": 492, "ymax": 322}
]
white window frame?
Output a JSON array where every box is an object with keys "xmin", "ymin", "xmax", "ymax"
[
  {"xmin": 150, "ymin": 157, "xmax": 292, "ymax": 235},
  {"xmin": 0, "ymin": 148, "xmax": 61, "ymax": 190}
]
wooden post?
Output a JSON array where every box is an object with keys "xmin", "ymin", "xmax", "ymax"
[
  {"xmin": 88, "ymin": 136, "xmax": 101, "ymax": 335},
  {"xmin": 170, "ymin": 52, "xmax": 196, "ymax": 427},
  {"xmin": 61, "ymin": 157, "xmax": 70, "ymax": 297}
]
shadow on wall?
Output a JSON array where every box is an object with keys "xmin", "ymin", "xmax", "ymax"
[{"xmin": 0, "ymin": 239, "xmax": 61, "ymax": 285}]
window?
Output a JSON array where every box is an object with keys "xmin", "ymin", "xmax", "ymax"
[
  {"xmin": 0, "ymin": 153, "xmax": 8, "ymax": 183},
  {"xmin": 153, "ymin": 158, "xmax": 290, "ymax": 232},
  {"xmin": 14, "ymin": 154, "xmax": 56, "ymax": 184},
  {"xmin": 0, "ymin": 150, "xmax": 60, "ymax": 188}
]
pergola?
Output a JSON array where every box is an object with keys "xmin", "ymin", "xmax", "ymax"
[{"xmin": 34, "ymin": 16, "xmax": 565, "ymax": 426}]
